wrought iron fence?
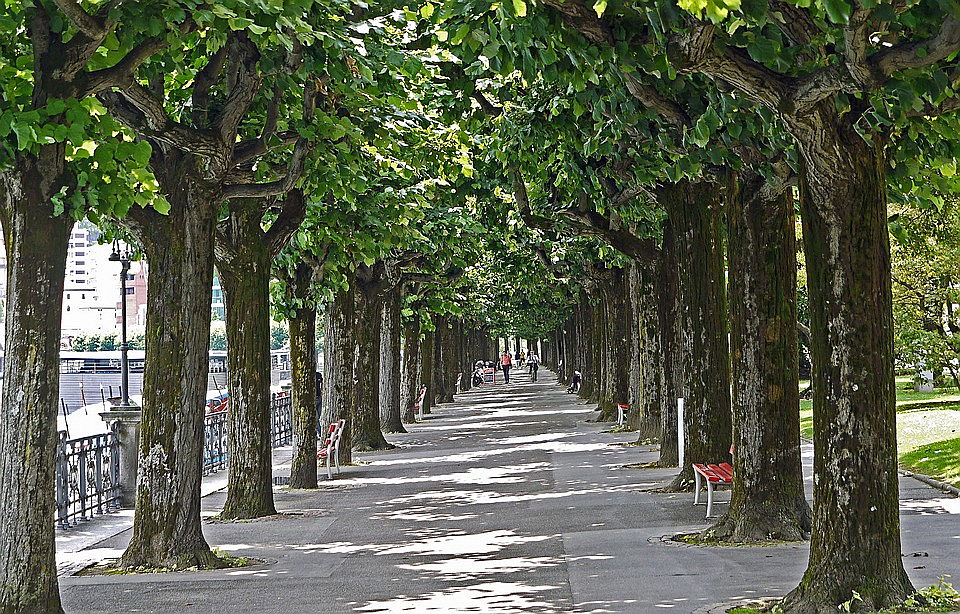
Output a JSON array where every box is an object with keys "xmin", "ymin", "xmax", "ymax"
[
  {"xmin": 203, "ymin": 409, "xmax": 229, "ymax": 475},
  {"xmin": 271, "ymin": 392, "xmax": 292, "ymax": 447},
  {"xmin": 55, "ymin": 428, "xmax": 121, "ymax": 528},
  {"xmin": 200, "ymin": 392, "xmax": 293, "ymax": 475},
  {"xmin": 56, "ymin": 391, "xmax": 295, "ymax": 528}
]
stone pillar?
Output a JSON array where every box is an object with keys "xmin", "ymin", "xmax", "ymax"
[{"xmin": 100, "ymin": 406, "xmax": 142, "ymax": 508}]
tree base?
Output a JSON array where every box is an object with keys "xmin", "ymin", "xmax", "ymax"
[
  {"xmin": 352, "ymin": 439, "xmax": 397, "ymax": 453},
  {"xmin": 120, "ymin": 543, "xmax": 226, "ymax": 571},
  {"xmin": 288, "ymin": 476, "xmax": 318, "ymax": 489},
  {"xmin": 659, "ymin": 471, "xmax": 695, "ymax": 493},
  {"xmin": 218, "ymin": 501, "xmax": 278, "ymax": 521},
  {"xmin": 381, "ymin": 423, "xmax": 407, "ymax": 434},
  {"xmin": 780, "ymin": 570, "xmax": 913, "ymax": 614},
  {"xmin": 701, "ymin": 504, "xmax": 810, "ymax": 543}
]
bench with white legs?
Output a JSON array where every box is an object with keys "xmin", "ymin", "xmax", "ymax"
[
  {"xmin": 414, "ymin": 386, "xmax": 427, "ymax": 421},
  {"xmin": 317, "ymin": 419, "xmax": 346, "ymax": 479},
  {"xmin": 692, "ymin": 462, "xmax": 733, "ymax": 518}
]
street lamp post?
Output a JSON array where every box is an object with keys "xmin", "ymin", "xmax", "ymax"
[
  {"xmin": 103, "ymin": 241, "xmax": 141, "ymax": 507},
  {"xmin": 109, "ymin": 242, "xmax": 132, "ymax": 407}
]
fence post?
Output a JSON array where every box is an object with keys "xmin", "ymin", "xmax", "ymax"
[
  {"xmin": 99, "ymin": 406, "xmax": 142, "ymax": 508},
  {"xmin": 56, "ymin": 431, "xmax": 69, "ymax": 529}
]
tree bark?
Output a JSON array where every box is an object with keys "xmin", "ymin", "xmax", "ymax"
[
  {"xmin": 217, "ymin": 204, "xmax": 276, "ymax": 520},
  {"xmin": 419, "ymin": 329, "xmax": 435, "ymax": 415},
  {"xmin": 601, "ymin": 269, "xmax": 631, "ymax": 421},
  {"xmin": 351, "ymin": 266, "xmax": 393, "ymax": 452},
  {"xmin": 121, "ymin": 161, "xmax": 221, "ymax": 569},
  {"xmin": 634, "ymin": 259, "xmax": 663, "ymax": 440},
  {"xmin": 656, "ymin": 216, "xmax": 681, "ymax": 467},
  {"xmin": 287, "ymin": 272, "xmax": 318, "ymax": 489},
  {"xmin": 322, "ymin": 282, "xmax": 354, "ymax": 465},
  {"xmin": 379, "ymin": 285, "xmax": 405, "ymax": 433},
  {"xmin": 661, "ymin": 180, "xmax": 732, "ymax": 491},
  {"xmin": 779, "ymin": 105, "xmax": 912, "ymax": 611},
  {"xmin": 0, "ymin": 163, "xmax": 73, "ymax": 614},
  {"xmin": 708, "ymin": 173, "xmax": 810, "ymax": 543},
  {"xmin": 400, "ymin": 316, "xmax": 421, "ymax": 424}
]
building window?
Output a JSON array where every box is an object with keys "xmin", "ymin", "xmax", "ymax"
[
  {"xmin": 75, "ymin": 270, "xmax": 85, "ymax": 275},
  {"xmin": 75, "ymin": 261, "xmax": 85, "ymax": 266},
  {"xmin": 125, "ymin": 288, "xmax": 134, "ymax": 295}
]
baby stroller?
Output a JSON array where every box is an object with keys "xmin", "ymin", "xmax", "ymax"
[{"xmin": 472, "ymin": 361, "xmax": 485, "ymax": 387}]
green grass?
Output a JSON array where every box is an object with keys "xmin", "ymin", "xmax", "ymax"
[
  {"xmin": 798, "ymin": 378, "xmax": 960, "ymax": 488},
  {"xmin": 900, "ymin": 437, "xmax": 960, "ymax": 488}
]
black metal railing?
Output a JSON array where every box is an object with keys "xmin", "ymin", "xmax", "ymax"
[{"xmin": 55, "ymin": 428, "xmax": 121, "ymax": 528}]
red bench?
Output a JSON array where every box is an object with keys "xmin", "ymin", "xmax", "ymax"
[
  {"xmin": 317, "ymin": 419, "xmax": 346, "ymax": 479},
  {"xmin": 414, "ymin": 386, "xmax": 427, "ymax": 421},
  {"xmin": 692, "ymin": 462, "xmax": 733, "ymax": 518}
]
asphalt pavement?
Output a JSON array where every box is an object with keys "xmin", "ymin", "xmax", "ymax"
[{"xmin": 59, "ymin": 367, "xmax": 960, "ymax": 613}]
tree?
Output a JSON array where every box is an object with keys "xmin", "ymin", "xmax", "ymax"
[
  {"xmin": 892, "ymin": 200, "xmax": 960, "ymax": 390},
  {"xmin": 98, "ymin": 5, "xmax": 339, "ymax": 569},
  {"xmin": 217, "ymin": 191, "xmax": 307, "ymax": 519},
  {"xmin": 0, "ymin": 2, "xmax": 177, "ymax": 609}
]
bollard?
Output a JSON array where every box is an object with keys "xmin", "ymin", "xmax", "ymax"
[
  {"xmin": 99, "ymin": 404, "xmax": 142, "ymax": 508},
  {"xmin": 677, "ymin": 397, "xmax": 685, "ymax": 470}
]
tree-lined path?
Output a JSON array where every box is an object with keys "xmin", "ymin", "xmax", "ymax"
[{"xmin": 58, "ymin": 371, "xmax": 959, "ymax": 613}]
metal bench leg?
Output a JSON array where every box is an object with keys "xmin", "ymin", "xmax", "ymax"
[
  {"xmin": 693, "ymin": 471, "xmax": 701, "ymax": 505},
  {"xmin": 706, "ymin": 481, "xmax": 714, "ymax": 518},
  {"xmin": 327, "ymin": 447, "xmax": 333, "ymax": 479},
  {"xmin": 334, "ymin": 446, "xmax": 341, "ymax": 475}
]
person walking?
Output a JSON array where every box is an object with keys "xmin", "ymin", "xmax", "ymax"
[
  {"xmin": 527, "ymin": 351, "xmax": 540, "ymax": 382},
  {"xmin": 500, "ymin": 351, "xmax": 513, "ymax": 384}
]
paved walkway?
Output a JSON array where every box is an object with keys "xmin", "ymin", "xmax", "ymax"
[{"xmin": 60, "ymin": 369, "xmax": 960, "ymax": 613}]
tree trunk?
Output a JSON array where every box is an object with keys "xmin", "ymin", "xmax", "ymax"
[
  {"xmin": 287, "ymin": 263, "xmax": 317, "ymax": 489},
  {"xmin": 708, "ymin": 173, "xmax": 810, "ymax": 543},
  {"xmin": 379, "ymin": 285, "xmax": 405, "ymax": 433},
  {"xmin": 322, "ymin": 283, "xmax": 354, "ymax": 465},
  {"xmin": 433, "ymin": 316, "xmax": 453, "ymax": 403},
  {"xmin": 400, "ymin": 316, "xmax": 421, "ymax": 424},
  {"xmin": 634, "ymin": 259, "xmax": 663, "ymax": 440},
  {"xmin": 662, "ymin": 180, "xmax": 732, "ymax": 491},
  {"xmin": 121, "ymin": 165, "xmax": 221, "ymax": 568},
  {"xmin": 419, "ymin": 329, "xmax": 435, "ymax": 415},
  {"xmin": 779, "ymin": 107, "xmax": 912, "ymax": 611},
  {"xmin": 217, "ymin": 209, "xmax": 276, "ymax": 519},
  {"xmin": 351, "ymin": 268, "xmax": 393, "ymax": 452},
  {"xmin": 656, "ymin": 217, "xmax": 681, "ymax": 467},
  {"xmin": 601, "ymin": 269, "xmax": 631, "ymax": 421},
  {"xmin": 0, "ymin": 163, "xmax": 73, "ymax": 614}
]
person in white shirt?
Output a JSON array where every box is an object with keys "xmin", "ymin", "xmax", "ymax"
[{"xmin": 527, "ymin": 352, "xmax": 540, "ymax": 382}]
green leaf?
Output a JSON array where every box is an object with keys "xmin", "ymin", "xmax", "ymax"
[
  {"xmin": 420, "ymin": 3, "xmax": 435, "ymax": 19},
  {"xmin": 822, "ymin": 0, "xmax": 851, "ymax": 24},
  {"xmin": 593, "ymin": 0, "xmax": 608, "ymax": 17},
  {"xmin": 512, "ymin": 0, "xmax": 527, "ymax": 17}
]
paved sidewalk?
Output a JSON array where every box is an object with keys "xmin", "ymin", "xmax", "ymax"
[{"xmin": 59, "ymin": 369, "xmax": 960, "ymax": 613}]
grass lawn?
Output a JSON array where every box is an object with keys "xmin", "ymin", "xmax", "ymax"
[
  {"xmin": 797, "ymin": 377, "xmax": 960, "ymax": 487},
  {"xmin": 900, "ymin": 437, "xmax": 960, "ymax": 488}
]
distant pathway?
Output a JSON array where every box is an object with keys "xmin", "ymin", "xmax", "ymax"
[{"xmin": 61, "ymin": 368, "xmax": 960, "ymax": 613}]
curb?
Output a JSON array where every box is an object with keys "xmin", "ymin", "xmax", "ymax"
[{"xmin": 900, "ymin": 470, "xmax": 960, "ymax": 497}]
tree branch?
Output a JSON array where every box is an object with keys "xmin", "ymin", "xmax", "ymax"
[
  {"xmin": 222, "ymin": 135, "xmax": 311, "ymax": 199},
  {"xmin": 191, "ymin": 42, "xmax": 230, "ymax": 128},
  {"xmin": 84, "ymin": 37, "xmax": 166, "ymax": 95},
  {"xmin": 214, "ymin": 32, "xmax": 263, "ymax": 144},
  {"xmin": 265, "ymin": 189, "xmax": 307, "ymax": 257},
  {"xmin": 873, "ymin": 18, "xmax": 960, "ymax": 78},
  {"xmin": 621, "ymin": 73, "xmax": 691, "ymax": 128},
  {"xmin": 99, "ymin": 85, "xmax": 219, "ymax": 157},
  {"xmin": 52, "ymin": 0, "xmax": 105, "ymax": 38}
]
